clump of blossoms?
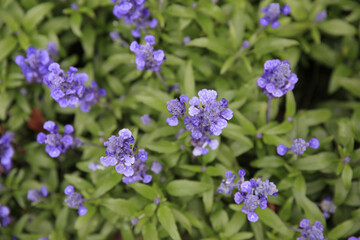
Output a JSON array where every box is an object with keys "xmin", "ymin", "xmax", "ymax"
[
  {"xmin": 37, "ymin": 121, "xmax": 83, "ymax": 158},
  {"xmin": 296, "ymin": 219, "xmax": 326, "ymax": 240},
  {"xmin": 111, "ymin": 0, "xmax": 157, "ymax": 37},
  {"xmin": 15, "ymin": 43, "xmax": 57, "ymax": 83},
  {"xmin": 100, "ymin": 129, "xmax": 152, "ymax": 184},
  {"xmin": 44, "ymin": 63, "xmax": 106, "ymax": 112},
  {"xmin": 0, "ymin": 132, "xmax": 14, "ymax": 175},
  {"xmin": 257, "ymin": 59, "xmax": 298, "ymax": 98},
  {"xmin": 277, "ymin": 138, "xmax": 320, "ymax": 157},
  {"xmin": 27, "ymin": 186, "xmax": 48, "ymax": 203},
  {"xmin": 0, "ymin": 205, "xmax": 10, "ymax": 227},
  {"xmin": 259, "ymin": 3, "xmax": 290, "ymax": 28},
  {"xmin": 141, "ymin": 114, "xmax": 152, "ymax": 125},
  {"xmin": 218, "ymin": 169, "xmax": 278, "ymax": 222},
  {"xmin": 64, "ymin": 185, "xmax": 87, "ymax": 216},
  {"xmin": 315, "ymin": 10, "xmax": 327, "ymax": 22},
  {"xmin": 348, "ymin": 237, "xmax": 360, "ymax": 240},
  {"xmin": 130, "ymin": 35, "xmax": 166, "ymax": 72},
  {"xmin": 166, "ymin": 89, "xmax": 233, "ymax": 156},
  {"xmin": 150, "ymin": 161, "xmax": 162, "ymax": 174},
  {"xmin": 319, "ymin": 196, "xmax": 336, "ymax": 219}
]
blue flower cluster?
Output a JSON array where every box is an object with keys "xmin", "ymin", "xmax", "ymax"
[
  {"xmin": 64, "ymin": 185, "xmax": 87, "ymax": 216},
  {"xmin": 15, "ymin": 43, "xmax": 57, "ymax": 83},
  {"xmin": 315, "ymin": 10, "xmax": 327, "ymax": 22},
  {"xmin": 257, "ymin": 59, "xmax": 298, "ymax": 98},
  {"xmin": 150, "ymin": 161, "xmax": 162, "ymax": 174},
  {"xmin": 0, "ymin": 132, "xmax": 14, "ymax": 175},
  {"xmin": 44, "ymin": 63, "xmax": 106, "ymax": 112},
  {"xmin": 348, "ymin": 237, "xmax": 360, "ymax": 240},
  {"xmin": 111, "ymin": 0, "xmax": 157, "ymax": 37},
  {"xmin": 27, "ymin": 186, "xmax": 48, "ymax": 203},
  {"xmin": 259, "ymin": 3, "xmax": 290, "ymax": 28},
  {"xmin": 218, "ymin": 169, "xmax": 278, "ymax": 222},
  {"xmin": 297, "ymin": 219, "xmax": 325, "ymax": 240},
  {"xmin": 130, "ymin": 35, "xmax": 166, "ymax": 72},
  {"xmin": 0, "ymin": 205, "xmax": 10, "ymax": 227},
  {"xmin": 277, "ymin": 138, "xmax": 320, "ymax": 156},
  {"xmin": 100, "ymin": 128, "xmax": 152, "ymax": 184},
  {"xmin": 320, "ymin": 196, "xmax": 336, "ymax": 219},
  {"xmin": 37, "ymin": 121, "xmax": 83, "ymax": 158},
  {"xmin": 141, "ymin": 114, "xmax": 152, "ymax": 125},
  {"xmin": 167, "ymin": 89, "xmax": 233, "ymax": 156}
]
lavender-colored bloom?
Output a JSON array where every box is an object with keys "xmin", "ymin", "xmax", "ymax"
[
  {"xmin": 130, "ymin": 35, "xmax": 166, "ymax": 72},
  {"xmin": 0, "ymin": 205, "xmax": 10, "ymax": 227},
  {"xmin": 27, "ymin": 186, "xmax": 48, "ymax": 203},
  {"xmin": 37, "ymin": 121, "xmax": 82, "ymax": 158},
  {"xmin": 320, "ymin": 196, "xmax": 336, "ymax": 219},
  {"xmin": 151, "ymin": 161, "xmax": 162, "ymax": 174},
  {"xmin": 71, "ymin": 3, "xmax": 78, "ymax": 10},
  {"xmin": 131, "ymin": 217, "xmax": 138, "ymax": 226},
  {"xmin": 111, "ymin": 1, "xmax": 157, "ymax": 37},
  {"xmin": 141, "ymin": 114, "xmax": 152, "ymax": 125},
  {"xmin": 44, "ymin": 63, "xmax": 106, "ymax": 112},
  {"xmin": 297, "ymin": 219, "xmax": 325, "ymax": 240},
  {"xmin": 38, "ymin": 238, "xmax": 50, "ymax": 240},
  {"xmin": 0, "ymin": 132, "xmax": 14, "ymax": 175},
  {"xmin": 348, "ymin": 237, "xmax": 360, "ymax": 240},
  {"xmin": 277, "ymin": 138, "xmax": 320, "ymax": 156},
  {"xmin": 218, "ymin": 169, "xmax": 278, "ymax": 222},
  {"xmin": 64, "ymin": 185, "xmax": 87, "ymax": 216},
  {"xmin": 344, "ymin": 156, "xmax": 351, "ymax": 163},
  {"xmin": 167, "ymin": 89, "xmax": 232, "ymax": 156},
  {"xmin": 242, "ymin": 40, "xmax": 250, "ymax": 49},
  {"xmin": 153, "ymin": 197, "xmax": 160, "ymax": 204},
  {"xmin": 257, "ymin": 59, "xmax": 298, "ymax": 98},
  {"xmin": 183, "ymin": 36, "xmax": 191, "ymax": 45},
  {"xmin": 15, "ymin": 44, "xmax": 57, "ymax": 83},
  {"xmin": 110, "ymin": 31, "xmax": 121, "ymax": 41},
  {"xmin": 88, "ymin": 162, "xmax": 104, "ymax": 171},
  {"xmin": 259, "ymin": 3, "xmax": 291, "ymax": 28},
  {"xmin": 315, "ymin": 10, "xmax": 327, "ymax": 22},
  {"xmin": 100, "ymin": 129, "xmax": 152, "ymax": 184}
]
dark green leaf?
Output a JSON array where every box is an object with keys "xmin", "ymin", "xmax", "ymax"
[{"xmin": 166, "ymin": 180, "xmax": 212, "ymax": 196}]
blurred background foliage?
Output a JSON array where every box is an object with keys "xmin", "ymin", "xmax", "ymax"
[{"xmin": 0, "ymin": 0, "xmax": 360, "ymax": 239}]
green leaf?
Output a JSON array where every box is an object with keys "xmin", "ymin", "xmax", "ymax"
[
  {"xmin": 145, "ymin": 141, "xmax": 179, "ymax": 153},
  {"xmin": 263, "ymin": 122, "xmax": 292, "ymax": 135},
  {"xmin": 187, "ymin": 37, "xmax": 229, "ymax": 55},
  {"xmin": 0, "ymin": 92, "xmax": 13, "ymax": 120},
  {"xmin": 338, "ymin": 78, "xmax": 360, "ymax": 98},
  {"xmin": 64, "ymin": 174, "xmax": 94, "ymax": 193},
  {"xmin": 285, "ymin": 91, "xmax": 296, "ymax": 118},
  {"xmin": 166, "ymin": 180, "xmax": 212, "ymax": 197},
  {"xmin": 293, "ymin": 189, "xmax": 325, "ymax": 225},
  {"xmin": 318, "ymin": 19, "xmax": 356, "ymax": 36},
  {"xmin": 81, "ymin": 23, "xmax": 95, "ymax": 59},
  {"xmin": 129, "ymin": 183, "xmax": 158, "ymax": 200},
  {"xmin": 93, "ymin": 171, "xmax": 122, "ymax": 198},
  {"xmin": 251, "ymin": 156, "xmax": 285, "ymax": 168},
  {"xmin": 304, "ymin": 109, "xmax": 332, "ymax": 126},
  {"xmin": 220, "ymin": 55, "xmax": 237, "ymax": 75},
  {"xmin": 210, "ymin": 210, "xmax": 228, "ymax": 232},
  {"xmin": 253, "ymin": 37, "xmax": 298, "ymax": 56},
  {"xmin": 183, "ymin": 61, "xmax": 195, "ymax": 97},
  {"xmin": 256, "ymin": 208, "xmax": 291, "ymax": 236},
  {"xmin": 22, "ymin": 3, "xmax": 54, "ymax": 31},
  {"xmin": 224, "ymin": 212, "xmax": 246, "ymax": 237},
  {"xmin": 55, "ymin": 208, "xmax": 69, "ymax": 231},
  {"xmin": 342, "ymin": 164, "xmax": 353, "ymax": 190},
  {"xmin": 334, "ymin": 178, "xmax": 349, "ymax": 205},
  {"xmin": 310, "ymin": 44, "xmax": 338, "ymax": 67},
  {"xmin": 101, "ymin": 198, "xmax": 139, "ymax": 217},
  {"xmin": 0, "ymin": 36, "xmax": 17, "ymax": 61},
  {"xmin": 328, "ymin": 219, "xmax": 355, "ymax": 239},
  {"xmin": 70, "ymin": 13, "xmax": 82, "ymax": 37},
  {"xmin": 172, "ymin": 208, "xmax": 192, "ymax": 234},
  {"xmin": 229, "ymin": 232, "xmax": 254, "ymax": 240},
  {"xmin": 157, "ymin": 205, "xmax": 181, "ymax": 240},
  {"xmin": 293, "ymin": 152, "xmax": 336, "ymax": 171},
  {"xmin": 166, "ymin": 4, "xmax": 196, "ymax": 18},
  {"xmin": 142, "ymin": 222, "xmax": 159, "ymax": 240}
]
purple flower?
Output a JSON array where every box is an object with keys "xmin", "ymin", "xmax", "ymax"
[
  {"xmin": 242, "ymin": 40, "xmax": 250, "ymax": 49},
  {"xmin": 0, "ymin": 205, "xmax": 10, "ymax": 227},
  {"xmin": 348, "ymin": 237, "xmax": 360, "ymax": 240},
  {"xmin": 0, "ymin": 132, "xmax": 14, "ymax": 175},
  {"xmin": 297, "ymin": 219, "xmax": 325, "ymax": 240},
  {"xmin": 151, "ymin": 161, "xmax": 162, "ymax": 174},
  {"xmin": 100, "ymin": 129, "xmax": 152, "ymax": 184},
  {"xmin": 88, "ymin": 162, "xmax": 103, "ymax": 171},
  {"xmin": 110, "ymin": 31, "xmax": 121, "ymax": 41},
  {"xmin": 27, "ymin": 186, "xmax": 48, "ymax": 203},
  {"xmin": 183, "ymin": 36, "xmax": 191, "ymax": 45},
  {"xmin": 37, "ymin": 121, "xmax": 83, "ymax": 158},
  {"xmin": 130, "ymin": 35, "xmax": 166, "ymax": 72},
  {"xmin": 315, "ymin": 10, "xmax": 327, "ymax": 22},
  {"xmin": 277, "ymin": 138, "xmax": 320, "ymax": 157},
  {"xmin": 257, "ymin": 59, "xmax": 298, "ymax": 98},
  {"xmin": 15, "ymin": 44, "xmax": 57, "ymax": 83},
  {"xmin": 259, "ymin": 3, "xmax": 290, "ymax": 28},
  {"xmin": 141, "ymin": 114, "xmax": 152, "ymax": 125},
  {"xmin": 320, "ymin": 196, "xmax": 336, "ymax": 219},
  {"xmin": 44, "ymin": 63, "xmax": 106, "ymax": 112},
  {"xmin": 64, "ymin": 185, "xmax": 87, "ymax": 216},
  {"xmin": 167, "ymin": 89, "xmax": 232, "ymax": 156},
  {"xmin": 218, "ymin": 169, "xmax": 278, "ymax": 222},
  {"xmin": 111, "ymin": 1, "xmax": 157, "ymax": 37}
]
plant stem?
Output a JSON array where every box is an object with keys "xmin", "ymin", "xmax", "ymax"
[
  {"xmin": 155, "ymin": 71, "xmax": 167, "ymax": 91},
  {"xmin": 266, "ymin": 98, "xmax": 272, "ymax": 123}
]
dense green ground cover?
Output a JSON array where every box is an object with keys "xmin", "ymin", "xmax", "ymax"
[{"xmin": 1, "ymin": 0, "xmax": 360, "ymax": 239}]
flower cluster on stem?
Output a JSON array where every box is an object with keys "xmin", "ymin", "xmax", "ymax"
[
  {"xmin": 259, "ymin": 3, "xmax": 290, "ymax": 28},
  {"xmin": 0, "ymin": 205, "xmax": 10, "ymax": 227},
  {"xmin": 0, "ymin": 132, "xmax": 14, "ymax": 175},
  {"xmin": 296, "ymin": 219, "xmax": 326, "ymax": 240},
  {"xmin": 277, "ymin": 138, "xmax": 320, "ymax": 157},
  {"xmin": 27, "ymin": 186, "xmax": 48, "ymax": 203},
  {"xmin": 64, "ymin": 185, "xmax": 87, "ymax": 216}
]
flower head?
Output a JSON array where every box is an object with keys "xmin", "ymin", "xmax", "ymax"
[
  {"xmin": 297, "ymin": 219, "xmax": 325, "ymax": 240},
  {"xmin": 151, "ymin": 161, "xmax": 162, "ymax": 174},
  {"xmin": 259, "ymin": 3, "xmax": 290, "ymax": 28},
  {"xmin": 0, "ymin": 132, "xmax": 14, "ymax": 175},
  {"xmin": 64, "ymin": 185, "xmax": 87, "ymax": 216},
  {"xmin": 27, "ymin": 186, "xmax": 48, "ymax": 203},
  {"xmin": 277, "ymin": 138, "xmax": 319, "ymax": 156},
  {"xmin": 0, "ymin": 205, "xmax": 10, "ymax": 227},
  {"xmin": 315, "ymin": 10, "xmax": 327, "ymax": 22},
  {"xmin": 44, "ymin": 63, "xmax": 106, "ymax": 112},
  {"xmin": 320, "ymin": 196, "xmax": 336, "ymax": 219},
  {"xmin": 37, "ymin": 121, "xmax": 83, "ymax": 158},
  {"xmin": 141, "ymin": 114, "xmax": 152, "ymax": 125},
  {"xmin": 130, "ymin": 35, "xmax": 166, "ymax": 72},
  {"xmin": 100, "ymin": 129, "xmax": 152, "ymax": 184},
  {"xmin": 15, "ymin": 44, "xmax": 57, "ymax": 83},
  {"xmin": 257, "ymin": 59, "xmax": 298, "ymax": 98}
]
